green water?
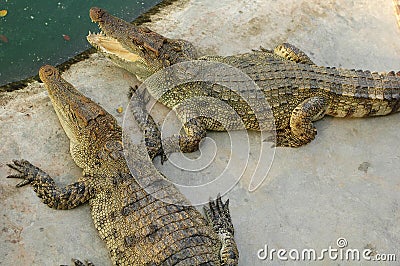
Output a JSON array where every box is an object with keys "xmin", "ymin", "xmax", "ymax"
[{"xmin": 0, "ymin": 0, "xmax": 161, "ymax": 86}]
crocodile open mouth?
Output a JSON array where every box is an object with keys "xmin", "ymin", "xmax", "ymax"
[
  {"xmin": 86, "ymin": 30, "xmax": 158, "ymax": 81},
  {"xmin": 88, "ymin": 7, "xmax": 150, "ymax": 65},
  {"xmin": 86, "ymin": 31, "xmax": 143, "ymax": 63},
  {"xmin": 87, "ymin": 7, "xmax": 196, "ymax": 80}
]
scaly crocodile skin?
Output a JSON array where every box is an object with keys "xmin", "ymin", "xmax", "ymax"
[
  {"xmin": 7, "ymin": 65, "xmax": 238, "ymax": 266},
  {"xmin": 88, "ymin": 7, "xmax": 400, "ymax": 155}
]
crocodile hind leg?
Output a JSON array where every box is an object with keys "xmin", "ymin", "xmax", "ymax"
[
  {"xmin": 204, "ymin": 195, "xmax": 239, "ymax": 266},
  {"xmin": 7, "ymin": 159, "xmax": 95, "ymax": 209},
  {"xmin": 273, "ymin": 43, "xmax": 315, "ymax": 65},
  {"xmin": 273, "ymin": 96, "xmax": 328, "ymax": 147}
]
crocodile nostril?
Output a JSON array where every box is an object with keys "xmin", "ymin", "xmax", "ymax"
[
  {"xmin": 89, "ymin": 7, "xmax": 105, "ymax": 22},
  {"xmin": 39, "ymin": 65, "xmax": 60, "ymax": 81}
]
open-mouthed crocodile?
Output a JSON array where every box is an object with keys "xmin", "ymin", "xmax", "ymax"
[
  {"xmin": 87, "ymin": 7, "xmax": 400, "ymax": 160},
  {"xmin": 6, "ymin": 65, "xmax": 239, "ymax": 265}
]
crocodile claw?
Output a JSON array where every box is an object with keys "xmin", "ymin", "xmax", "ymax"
[
  {"xmin": 7, "ymin": 159, "xmax": 38, "ymax": 187},
  {"xmin": 147, "ymin": 140, "xmax": 168, "ymax": 164},
  {"xmin": 70, "ymin": 258, "xmax": 95, "ymax": 266},
  {"xmin": 204, "ymin": 194, "xmax": 238, "ymax": 265},
  {"xmin": 160, "ymin": 150, "xmax": 168, "ymax": 165},
  {"xmin": 204, "ymin": 194, "xmax": 233, "ymax": 234}
]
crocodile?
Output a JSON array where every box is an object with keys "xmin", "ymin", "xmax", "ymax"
[
  {"xmin": 6, "ymin": 65, "xmax": 239, "ymax": 265},
  {"xmin": 87, "ymin": 7, "xmax": 400, "ymax": 156}
]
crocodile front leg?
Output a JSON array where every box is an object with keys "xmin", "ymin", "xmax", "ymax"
[
  {"xmin": 7, "ymin": 159, "xmax": 95, "ymax": 209},
  {"xmin": 274, "ymin": 96, "xmax": 328, "ymax": 147},
  {"xmin": 129, "ymin": 87, "xmax": 208, "ymax": 163},
  {"xmin": 159, "ymin": 95, "xmax": 243, "ymax": 161},
  {"xmin": 128, "ymin": 86, "xmax": 168, "ymax": 162},
  {"xmin": 161, "ymin": 117, "xmax": 207, "ymax": 154}
]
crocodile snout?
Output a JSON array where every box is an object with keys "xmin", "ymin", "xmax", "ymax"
[
  {"xmin": 89, "ymin": 7, "xmax": 105, "ymax": 22},
  {"xmin": 39, "ymin": 65, "xmax": 60, "ymax": 82}
]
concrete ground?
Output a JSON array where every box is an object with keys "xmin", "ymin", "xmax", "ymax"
[{"xmin": 1, "ymin": 0, "xmax": 400, "ymax": 265}]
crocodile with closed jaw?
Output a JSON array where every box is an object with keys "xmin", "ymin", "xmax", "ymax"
[
  {"xmin": 6, "ymin": 65, "xmax": 238, "ymax": 265},
  {"xmin": 88, "ymin": 7, "xmax": 400, "ymax": 156}
]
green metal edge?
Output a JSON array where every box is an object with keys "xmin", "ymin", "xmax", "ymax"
[{"xmin": 0, "ymin": 0, "xmax": 182, "ymax": 93}]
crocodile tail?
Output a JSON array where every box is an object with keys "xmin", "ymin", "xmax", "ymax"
[{"xmin": 318, "ymin": 66, "xmax": 400, "ymax": 117}]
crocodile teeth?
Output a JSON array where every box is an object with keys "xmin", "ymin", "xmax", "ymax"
[{"xmin": 87, "ymin": 31, "xmax": 107, "ymax": 38}]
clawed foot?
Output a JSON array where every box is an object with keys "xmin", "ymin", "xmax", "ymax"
[
  {"xmin": 204, "ymin": 195, "xmax": 238, "ymax": 265},
  {"xmin": 204, "ymin": 195, "xmax": 234, "ymax": 234},
  {"xmin": 144, "ymin": 134, "xmax": 168, "ymax": 164},
  {"xmin": 7, "ymin": 159, "xmax": 40, "ymax": 187},
  {"xmin": 60, "ymin": 258, "xmax": 94, "ymax": 266}
]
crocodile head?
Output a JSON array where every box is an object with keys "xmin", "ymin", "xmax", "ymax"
[
  {"xmin": 87, "ymin": 7, "xmax": 197, "ymax": 81},
  {"xmin": 39, "ymin": 65, "xmax": 120, "ymax": 167}
]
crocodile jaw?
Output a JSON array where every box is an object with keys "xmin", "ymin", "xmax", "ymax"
[
  {"xmin": 88, "ymin": 7, "xmax": 198, "ymax": 81},
  {"xmin": 87, "ymin": 32, "xmax": 154, "ymax": 81},
  {"xmin": 88, "ymin": 7, "xmax": 164, "ymax": 81}
]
